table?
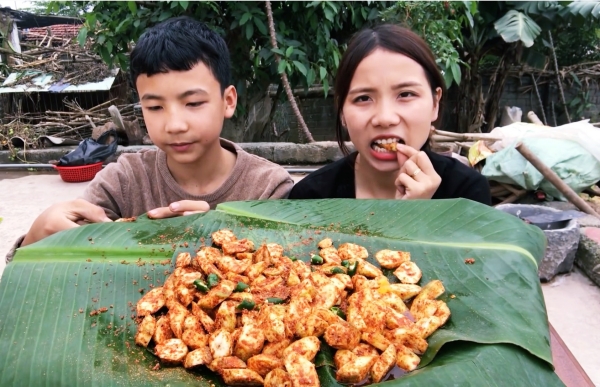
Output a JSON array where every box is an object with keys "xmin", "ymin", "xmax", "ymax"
[{"xmin": 550, "ymin": 323, "xmax": 594, "ymax": 386}]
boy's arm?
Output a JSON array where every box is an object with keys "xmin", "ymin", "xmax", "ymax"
[{"xmin": 267, "ymin": 177, "xmax": 294, "ymax": 199}]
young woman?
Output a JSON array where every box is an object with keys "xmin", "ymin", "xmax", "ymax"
[{"xmin": 289, "ymin": 24, "xmax": 491, "ymax": 205}]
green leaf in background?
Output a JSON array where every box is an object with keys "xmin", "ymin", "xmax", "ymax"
[
  {"xmin": 293, "ymin": 60, "xmax": 307, "ymax": 76},
  {"xmin": 76, "ymin": 26, "xmax": 88, "ymax": 47},
  {"xmin": 494, "ymin": 9, "xmax": 542, "ymax": 47},
  {"xmin": 126, "ymin": 1, "xmax": 137, "ymax": 15},
  {"xmin": 0, "ymin": 200, "xmax": 563, "ymax": 386}
]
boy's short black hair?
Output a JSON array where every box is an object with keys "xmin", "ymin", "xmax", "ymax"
[{"xmin": 130, "ymin": 16, "xmax": 231, "ymax": 93}]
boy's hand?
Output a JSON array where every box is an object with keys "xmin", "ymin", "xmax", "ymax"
[
  {"xmin": 147, "ymin": 200, "xmax": 210, "ymax": 219},
  {"xmin": 394, "ymin": 144, "xmax": 441, "ymax": 200},
  {"xmin": 22, "ymin": 199, "xmax": 112, "ymax": 247}
]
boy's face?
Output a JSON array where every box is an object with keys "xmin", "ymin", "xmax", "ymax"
[{"xmin": 137, "ymin": 62, "xmax": 236, "ymax": 166}]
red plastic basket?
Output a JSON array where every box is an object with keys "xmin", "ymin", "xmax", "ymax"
[{"xmin": 53, "ymin": 162, "xmax": 103, "ymax": 183}]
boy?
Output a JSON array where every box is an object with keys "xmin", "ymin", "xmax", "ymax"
[{"xmin": 8, "ymin": 17, "xmax": 293, "ymax": 259}]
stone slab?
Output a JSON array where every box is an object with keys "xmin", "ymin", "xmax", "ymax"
[
  {"xmin": 575, "ymin": 227, "xmax": 600, "ymax": 287},
  {"xmin": 0, "ymin": 142, "xmax": 356, "ymax": 166}
]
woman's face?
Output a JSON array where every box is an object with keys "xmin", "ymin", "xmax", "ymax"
[{"xmin": 342, "ymin": 48, "xmax": 441, "ymax": 172}]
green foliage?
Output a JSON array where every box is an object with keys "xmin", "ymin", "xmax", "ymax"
[
  {"xmin": 381, "ymin": 1, "xmax": 466, "ymax": 88},
  {"xmin": 23, "ymin": 1, "xmax": 91, "ymax": 17},
  {"xmin": 51, "ymin": 1, "xmax": 389, "ymax": 105}
]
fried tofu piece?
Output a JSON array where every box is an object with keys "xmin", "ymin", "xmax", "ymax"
[
  {"xmin": 225, "ymin": 272, "xmax": 250, "ymax": 285},
  {"xmin": 317, "ymin": 238, "xmax": 333, "ymax": 249},
  {"xmin": 264, "ymin": 368, "xmax": 293, "ymax": 387},
  {"xmin": 209, "ymin": 328, "xmax": 234, "ymax": 359},
  {"xmin": 260, "ymin": 304, "xmax": 287, "ymax": 343},
  {"xmin": 410, "ymin": 280, "xmax": 445, "ymax": 317},
  {"xmin": 380, "ymin": 291, "xmax": 408, "ymax": 313},
  {"xmin": 221, "ymin": 369, "xmax": 264, "ymax": 386},
  {"xmin": 311, "ymin": 278, "xmax": 344, "ymax": 310},
  {"xmin": 211, "ymin": 229, "xmax": 237, "ymax": 247},
  {"xmin": 245, "ymin": 261, "xmax": 269, "ymax": 282},
  {"xmin": 336, "ymin": 355, "xmax": 377, "ymax": 384},
  {"xmin": 386, "ymin": 328, "xmax": 428, "ymax": 355},
  {"xmin": 222, "ymin": 238, "xmax": 255, "ymax": 255},
  {"xmin": 265, "ymin": 243, "xmax": 284, "ymax": 259},
  {"xmin": 168, "ymin": 302, "xmax": 189, "ymax": 338},
  {"xmin": 291, "ymin": 260, "xmax": 312, "ymax": 280},
  {"xmin": 396, "ymin": 343, "xmax": 421, "ymax": 371},
  {"xmin": 198, "ymin": 279, "xmax": 236, "ymax": 310},
  {"xmin": 183, "ymin": 347, "xmax": 213, "ymax": 369},
  {"xmin": 394, "ymin": 261, "xmax": 423, "ymax": 284},
  {"xmin": 313, "ymin": 308, "xmax": 344, "ymax": 326},
  {"xmin": 234, "ymin": 323, "xmax": 266, "ymax": 361},
  {"xmin": 215, "ymin": 255, "xmax": 252, "ymax": 275},
  {"xmin": 177, "ymin": 271, "xmax": 204, "ymax": 288},
  {"xmin": 371, "ymin": 344, "xmax": 397, "ymax": 383},
  {"xmin": 261, "ymin": 338, "xmax": 292, "ymax": 358},
  {"xmin": 319, "ymin": 246, "xmax": 342, "ymax": 264},
  {"xmin": 332, "ymin": 273, "xmax": 353, "ymax": 289},
  {"xmin": 136, "ymin": 287, "xmax": 165, "ymax": 316},
  {"xmin": 182, "ymin": 329, "xmax": 209, "ymax": 350},
  {"xmin": 346, "ymin": 293, "xmax": 367, "ymax": 331},
  {"xmin": 175, "ymin": 252, "xmax": 192, "ymax": 268},
  {"xmin": 352, "ymin": 343, "xmax": 379, "ymax": 357},
  {"xmin": 375, "ymin": 249, "xmax": 411, "ymax": 269},
  {"xmin": 360, "ymin": 300, "xmax": 387, "ymax": 333},
  {"xmin": 283, "ymin": 336, "xmax": 321, "ymax": 362},
  {"xmin": 338, "ymin": 242, "xmax": 369, "ymax": 261},
  {"xmin": 389, "ymin": 283, "xmax": 422, "ymax": 301},
  {"xmin": 247, "ymin": 354, "xmax": 284, "ymax": 377},
  {"xmin": 361, "ymin": 331, "xmax": 392, "ymax": 351},
  {"xmin": 357, "ymin": 259, "xmax": 383, "ymax": 278},
  {"xmin": 295, "ymin": 313, "xmax": 329, "ymax": 338},
  {"xmin": 196, "ymin": 247, "xmax": 225, "ymax": 278},
  {"xmin": 208, "ymin": 356, "xmax": 247, "ymax": 373},
  {"xmin": 414, "ymin": 316, "xmax": 445, "ymax": 339},
  {"xmin": 135, "ymin": 315, "xmax": 156, "ymax": 347},
  {"xmin": 334, "ymin": 349, "xmax": 357, "ymax": 370},
  {"xmin": 183, "ymin": 315, "xmax": 203, "ymax": 333},
  {"xmin": 286, "ymin": 269, "xmax": 301, "ymax": 286},
  {"xmin": 253, "ymin": 244, "xmax": 272, "ymax": 266},
  {"xmin": 284, "ymin": 352, "xmax": 319, "ymax": 387},
  {"xmin": 324, "ymin": 323, "xmax": 361, "ymax": 350},
  {"xmin": 153, "ymin": 315, "xmax": 173, "ymax": 345},
  {"xmin": 175, "ymin": 284, "xmax": 194, "ymax": 307},
  {"xmin": 262, "ymin": 266, "xmax": 287, "ymax": 277},
  {"xmin": 215, "ymin": 300, "xmax": 237, "ymax": 333},
  {"xmin": 155, "ymin": 338, "xmax": 188, "ymax": 364},
  {"xmin": 191, "ymin": 302, "xmax": 216, "ymax": 333},
  {"xmin": 385, "ymin": 307, "xmax": 414, "ymax": 330}
]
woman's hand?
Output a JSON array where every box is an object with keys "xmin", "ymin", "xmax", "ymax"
[
  {"xmin": 395, "ymin": 144, "xmax": 441, "ymax": 200},
  {"xmin": 147, "ymin": 200, "xmax": 210, "ymax": 219}
]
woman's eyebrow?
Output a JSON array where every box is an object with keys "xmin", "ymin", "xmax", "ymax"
[{"xmin": 348, "ymin": 81, "xmax": 424, "ymax": 95}]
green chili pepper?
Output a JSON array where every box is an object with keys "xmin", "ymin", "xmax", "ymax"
[
  {"xmin": 341, "ymin": 260, "xmax": 350, "ymax": 267},
  {"xmin": 266, "ymin": 297, "xmax": 285, "ymax": 304},
  {"xmin": 234, "ymin": 281, "xmax": 249, "ymax": 292},
  {"xmin": 236, "ymin": 299, "xmax": 256, "ymax": 310},
  {"xmin": 347, "ymin": 261, "xmax": 358, "ymax": 276},
  {"xmin": 330, "ymin": 306, "xmax": 347, "ymax": 319},
  {"xmin": 207, "ymin": 273, "xmax": 219, "ymax": 288},
  {"xmin": 289, "ymin": 256, "xmax": 298, "ymax": 262},
  {"xmin": 330, "ymin": 267, "xmax": 346, "ymax": 275},
  {"xmin": 311, "ymin": 255, "xmax": 324, "ymax": 265},
  {"xmin": 193, "ymin": 279, "xmax": 209, "ymax": 293}
]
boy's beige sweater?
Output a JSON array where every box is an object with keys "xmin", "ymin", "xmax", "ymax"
[{"xmin": 6, "ymin": 139, "xmax": 293, "ymax": 262}]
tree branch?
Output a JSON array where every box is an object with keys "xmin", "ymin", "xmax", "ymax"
[{"xmin": 264, "ymin": 0, "xmax": 314, "ymax": 143}]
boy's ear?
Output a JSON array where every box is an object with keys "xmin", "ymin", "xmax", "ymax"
[{"xmin": 223, "ymin": 85, "xmax": 237, "ymax": 119}]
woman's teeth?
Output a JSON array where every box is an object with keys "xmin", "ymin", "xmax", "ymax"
[{"xmin": 372, "ymin": 138, "xmax": 401, "ymax": 152}]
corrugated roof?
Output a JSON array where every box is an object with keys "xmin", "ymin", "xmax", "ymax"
[
  {"xmin": 0, "ymin": 68, "xmax": 119, "ymax": 93},
  {"xmin": 21, "ymin": 24, "xmax": 81, "ymax": 41}
]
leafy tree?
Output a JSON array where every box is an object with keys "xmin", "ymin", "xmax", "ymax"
[
  {"xmin": 49, "ymin": 0, "xmax": 388, "ymax": 142},
  {"xmin": 21, "ymin": 0, "xmax": 90, "ymax": 17}
]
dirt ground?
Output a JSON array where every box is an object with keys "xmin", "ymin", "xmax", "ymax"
[{"xmin": 0, "ymin": 170, "xmax": 599, "ymax": 385}]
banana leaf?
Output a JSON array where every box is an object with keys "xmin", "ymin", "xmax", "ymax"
[{"xmin": 0, "ymin": 199, "xmax": 564, "ymax": 386}]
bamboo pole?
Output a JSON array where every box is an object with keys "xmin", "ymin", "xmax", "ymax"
[
  {"xmin": 516, "ymin": 142, "xmax": 600, "ymax": 219},
  {"xmin": 548, "ymin": 31, "xmax": 571, "ymax": 123}
]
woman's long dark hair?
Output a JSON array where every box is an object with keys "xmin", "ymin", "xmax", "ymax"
[{"xmin": 334, "ymin": 24, "xmax": 447, "ymax": 155}]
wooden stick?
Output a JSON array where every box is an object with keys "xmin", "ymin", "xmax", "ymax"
[
  {"xmin": 85, "ymin": 115, "xmax": 96, "ymax": 129},
  {"xmin": 516, "ymin": 142, "xmax": 600, "ymax": 218}
]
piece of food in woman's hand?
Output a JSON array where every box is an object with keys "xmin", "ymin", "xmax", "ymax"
[{"xmin": 115, "ymin": 217, "xmax": 136, "ymax": 222}]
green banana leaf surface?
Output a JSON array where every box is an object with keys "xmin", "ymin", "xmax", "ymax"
[{"xmin": 0, "ymin": 199, "xmax": 564, "ymax": 386}]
